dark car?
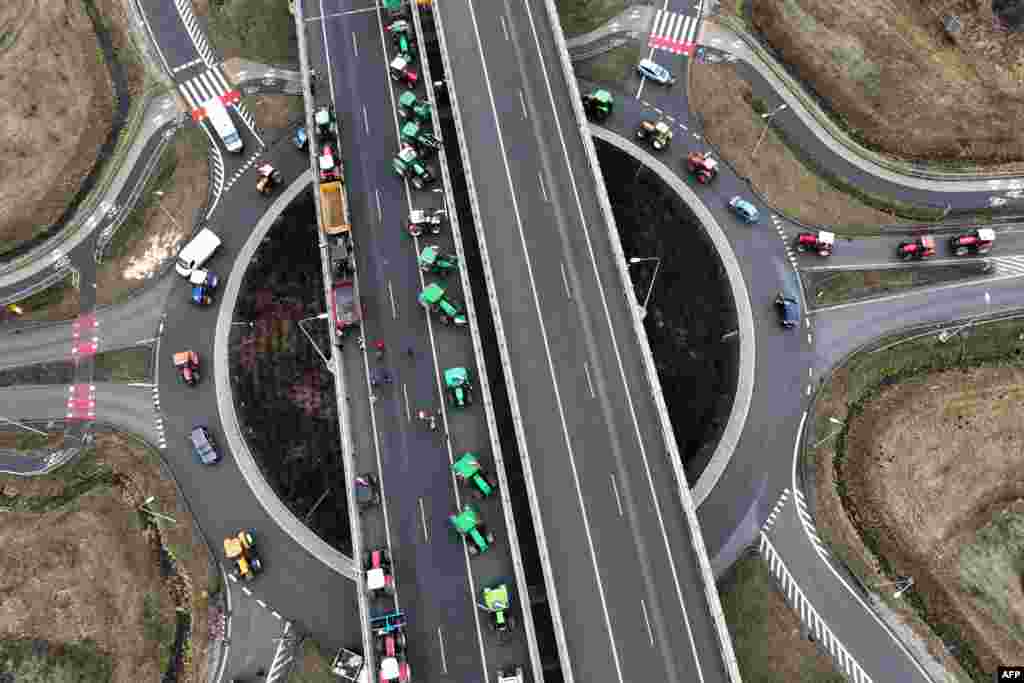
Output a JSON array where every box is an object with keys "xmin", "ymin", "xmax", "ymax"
[
  {"xmin": 775, "ymin": 293, "xmax": 800, "ymax": 328},
  {"xmin": 190, "ymin": 426, "xmax": 221, "ymax": 465}
]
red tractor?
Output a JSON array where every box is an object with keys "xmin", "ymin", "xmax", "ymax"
[
  {"xmin": 686, "ymin": 152, "xmax": 718, "ymax": 184},
  {"xmin": 173, "ymin": 351, "xmax": 200, "ymax": 386},
  {"xmin": 897, "ymin": 235, "xmax": 936, "ymax": 261},
  {"xmin": 950, "ymin": 228, "xmax": 995, "ymax": 256},
  {"xmin": 794, "ymin": 230, "xmax": 834, "ymax": 257}
]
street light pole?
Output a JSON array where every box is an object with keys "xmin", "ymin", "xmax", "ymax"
[
  {"xmin": 752, "ymin": 103, "xmax": 788, "ymax": 159},
  {"xmin": 298, "ymin": 313, "xmax": 333, "ymax": 372},
  {"xmin": 628, "ymin": 257, "xmax": 662, "ymax": 321}
]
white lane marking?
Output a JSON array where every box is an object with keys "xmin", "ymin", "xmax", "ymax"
[
  {"xmin": 418, "ymin": 497, "xmax": 429, "ymax": 542},
  {"xmin": 538, "ymin": 172, "xmax": 548, "ymax": 201},
  {"xmin": 519, "ymin": 90, "xmax": 529, "ymax": 119},
  {"xmin": 317, "ymin": 0, "xmax": 337, "ymax": 104},
  {"xmin": 789, "ymin": 410, "xmax": 934, "ymax": 682},
  {"xmin": 464, "ymin": 4, "xmax": 621, "ymax": 681},
  {"xmin": 388, "ymin": 281, "xmax": 398, "ymax": 319},
  {"xmin": 437, "ymin": 627, "xmax": 449, "ymax": 673},
  {"xmin": 640, "ymin": 599, "xmax": 654, "ymax": 646},
  {"xmin": 352, "ymin": 31, "xmax": 359, "ymax": 58},
  {"xmin": 376, "ymin": 188, "xmax": 383, "ymax": 222},
  {"xmin": 136, "ymin": 337, "xmax": 157, "ymax": 345},
  {"xmin": 403, "ymin": 383, "xmax": 411, "ymax": 421},
  {"xmin": 561, "ymin": 262, "xmax": 572, "ymax": 299},
  {"xmin": 257, "ymin": 599, "xmax": 267, "ymax": 608},
  {"xmin": 307, "ymin": 6, "xmax": 377, "ymax": 21},
  {"xmin": 363, "ymin": 105, "xmax": 370, "ymax": 135},
  {"xmin": 272, "ymin": 611, "xmax": 282, "ymax": 619},
  {"xmin": 242, "ymin": 587, "xmax": 252, "ymax": 596},
  {"xmin": 521, "ymin": 0, "xmax": 707, "ymax": 678},
  {"xmin": 500, "ymin": 15, "xmax": 509, "ymax": 40},
  {"xmin": 583, "ymin": 363, "xmax": 595, "ymax": 398},
  {"xmin": 610, "ymin": 474, "xmax": 623, "ymax": 516}
]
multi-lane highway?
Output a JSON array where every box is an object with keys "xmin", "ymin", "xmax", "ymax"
[{"xmin": 435, "ymin": 1, "xmax": 732, "ymax": 681}]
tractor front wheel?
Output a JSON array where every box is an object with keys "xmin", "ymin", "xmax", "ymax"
[
  {"xmin": 468, "ymin": 542, "xmax": 480, "ymax": 556},
  {"xmin": 955, "ymin": 246, "xmax": 968, "ymax": 256}
]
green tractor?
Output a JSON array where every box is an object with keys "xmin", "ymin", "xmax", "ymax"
[
  {"xmin": 419, "ymin": 283, "xmax": 467, "ymax": 327},
  {"xmin": 452, "ymin": 452, "xmax": 495, "ymax": 499},
  {"xmin": 382, "ymin": 0, "xmax": 408, "ymax": 21},
  {"xmin": 392, "ymin": 144, "xmax": 435, "ymax": 189},
  {"xmin": 401, "ymin": 120, "xmax": 441, "ymax": 157},
  {"xmin": 480, "ymin": 582, "xmax": 516, "ymax": 634},
  {"xmin": 443, "ymin": 366, "xmax": 474, "ymax": 407},
  {"xmin": 417, "ymin": 245, "xmax": 457, "ymax": 274},
  {"xmin": 398, "ymin": 90, "xmax": 432, "ymax": 123},
  {"xmin": 449, "ymin": 503, "xmax": 494, "ymax": 556},
  {"xmin": 386, "ymin": 19, "xmax": 415, "ymax": 59},
  {"xmin": 582, "ymin": 88, "xmax": 613, "ymax": 122}
]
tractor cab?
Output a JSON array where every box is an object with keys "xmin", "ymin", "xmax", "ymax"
[
  {"xmin": 355, "ymin": 472, "xmax": 380, "ymax": 509},
  {"xmin": 419, "ymin": 283, "xmax": 467, "ymax": 326},
  {"xmin": 365, "ymin": 548, "xmax": 394, "ymax": 596},
  {"xmin": 400, "ymin": 120, "xmax": 440, "ymax": 157},
  {"xmin": 452, "ymin": 452, "xmax": 495, "ymax": 498},
  {"xmin": 223, "ymin": 531, "xmax": 263, "ymax": 581},
  {"xmin": 636, "ymin": 119, "xmax": 672, "ymax": 150},
  {"xmin": 392, "ymin": 144, "xmax": 434, "ymax": 189},
  {"xmin": 315, "ymin": 105, "xmax": 335, "ymax": 140},
  {"xmin": 897, "ymin": 235, "xmax": 936, "ymax": 260},
  {"xmin": 418, "ymin": 245, "xmax": 458, "ymax": 274},
  {"xmin": 320, "ymin": 142, "xmax": 342, "ymax": 181},
  {"xmin": 443, "ymin": 366, "xmax": 474, "ymax": 406},
  {"xmin": 386, "ymin": 20, "xmax": 415, "ymax": 57},
  {"xmin": 449, "ymin": 503, "xmax": 494, "ymax": 555},
  {"xmin": 389, "ymin": 55, "xmax": 419, "ymax": 87},
  {"xmin": 371, "ymin": 610, "xmax": 410, "ymax": 683},
  {"xmin": 173, "ymin": 350, "xmax": 200, "ymax": 386},
  {"xmin": 582, "ymin": 88, "xmax": 613, "ymax": 121},
  {"xmin": 256, "ymin": 163, "xmax": 282, "ymax": 195},
  {"xmin": 398, "ymin": 90, "xmax": 431, "ymax": 122},
  {"xmin": 795, "ymin": 230, "xmax": 835, "ymax": 257},
  {"xmin": 686, "ymin": 152, "xmax": 718, "ymax": 184},
  {"xmin": 189, "ymin": 268, "xmax": 219, "ymax": 305},
  {"xmin": 950, "ymin": 228, "xmax": 995, "ymax": 256},
  {"xmin": 481, "ymin": 582, "xmax": 516, "ymax": 633},
  {"xmin": 407, "ymin": 208, "xmax": 445, "ymax": 236},
  {"xmin": 382, "ymin": 0, "xmax": 409, "ymax": 21}
]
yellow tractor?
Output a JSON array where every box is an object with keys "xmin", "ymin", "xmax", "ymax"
[{"xmin": 224, "ymin": 530, "xmax": 263, "ymax": 581}]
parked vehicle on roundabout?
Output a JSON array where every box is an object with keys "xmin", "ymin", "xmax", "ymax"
[
  {"xmin": 897, "ymin": 235, "xmax": 936, "ymax": 261},
  {"xmin": 795, "ymin": 230, "xmax": 835, "ymax": 257},
  {"xmin": 449, "ymin": 503, "xmax": 494, "ymax": 555},
  {"xmin": 452, "ymin": 452, "xmax": 495, "ymax": 499},
  {"xmin": 223, "ymin": 530, "xmax": 263, "ymax": 581},
  {"xmin": 637, "ymin": 58, "xmax": 675, "ymax": 85},
  {"xmin": 173, "ymin": 350, "xmax": 200, "ymax": 386},
  {"xmin": 189, "ymin": 268, "xmax": 219, "ymax": 305},
  {"xmin": 950, "ymin": 228, "xmax": 994, "ymax": 256},
  {"xmin": 728, "ymin": 195, "xmax": 760, "ymax": 224},
  {"xmin": 443, "ymin": 366, "xmax": 474, "ymax": 406},
  {"xmin": 635, "ymin": 119, "xmax": 672, "ymax": 150},
  {"xmin": 582, "ymin": 88, "xmax": 613, "ymax": 121},
  {"xmin": 686, "ymin": 152, "xmax": 718, "ymax": 184}
]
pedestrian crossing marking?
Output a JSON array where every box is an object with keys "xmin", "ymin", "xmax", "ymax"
[
  {"xmin": 178, "ymin": 67, "xmax": 241, "ymax": 120},
  {"xmin": 648, "ymin": 9, "xmax": 699, "ymax": 55}
]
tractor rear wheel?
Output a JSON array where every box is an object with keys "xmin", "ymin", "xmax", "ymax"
[
  {"xmin": 955, "ymin": 246, "xmax": 968, "ymax": 256},
  {"xmin": 468, "ymin": 543, "xmax": 480, "ymax": 556}
]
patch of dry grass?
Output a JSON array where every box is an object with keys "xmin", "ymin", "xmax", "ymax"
[{"xmin": 247, "ymin": 94, "xmax": 304, "ymax": 131}]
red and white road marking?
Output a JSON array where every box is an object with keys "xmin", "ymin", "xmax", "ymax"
[
  {"xmin": 71, "ymin": 313, "xmax": 99, "ymax": 358},
  {"xmin": 648, "ymin": 9, "xmax": 699, "ymax": 55},
  {"xmin": 178, "ymin": 67, "xmax": 241, "ymax": 121}
]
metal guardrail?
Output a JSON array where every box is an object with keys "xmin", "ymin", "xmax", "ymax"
[
  {"xmin": 715, "ymin": 15, "xmax": 1024, "ymax": 182},
  {"xmin": 540, "ymin": 1, "xmax": 743, "ymax": 681},
  {"xmin": 431, "ymin": 3, "xmax": 576, "ymax": 681},
  {"xmin": 410, "ymin": 3, "xmax": 546, "ymax": 682},
  {"xmin": 292, "ymin": 0, "xmax": 376, "ymax": 677}
]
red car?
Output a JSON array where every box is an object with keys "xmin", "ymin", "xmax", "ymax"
[
  {"xmin": 331, "ymin": 280, "xmax": 361, "ymax": 332},
  {"xmin": 173, "ymin": 351, "xmax": 200, "ymax": 386},
  {"xmin": 319, "ymin": 143, "xmax": 342, "ymax": 182},
  {"xmin": 950, "ymin": 228, "xmax": 994, "ymax": 256},
  {"xmin": 897, "ymin": 235, "xmax": 935, "ymax": 261}
]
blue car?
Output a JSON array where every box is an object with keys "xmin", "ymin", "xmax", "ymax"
[
  {"xmin": 728, "ymin": 196, "xmax": 760, "ymax": 223},
  {"xmin": 293, "ymin": 126, "xmax": 308, "ymax": 150}
]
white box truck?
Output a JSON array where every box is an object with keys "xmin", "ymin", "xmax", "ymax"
[
  {"xmin": 203, "ymin": 97, "xmax": 243, "ymax": 153},
  {"xmin": 176, "ymin": 228, "xmax": 222, "ymax": 277}
]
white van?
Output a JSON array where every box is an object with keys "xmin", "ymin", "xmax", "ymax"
[
  {"xmin": 203, "ymin": 97, "xmax": 243, "ymax": 153},
  {"xmin": 176, "ymin": 228, "xmax": 222, "ymax": 277}
]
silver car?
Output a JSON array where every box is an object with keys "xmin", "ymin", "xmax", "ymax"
[{"xmin": 638, "ymin": 58, "xmax": 675, "ymax": 85}]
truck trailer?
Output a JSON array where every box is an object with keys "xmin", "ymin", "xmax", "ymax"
[{"xmin": 202, "ymin": 97, "xmax": 243, "ymax": 153}]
